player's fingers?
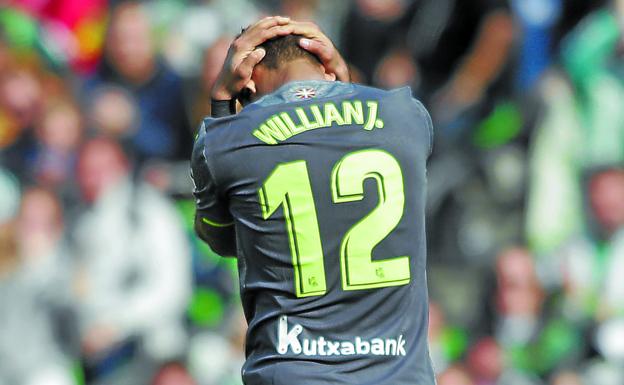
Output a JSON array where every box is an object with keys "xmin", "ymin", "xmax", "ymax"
[
  {"xmin": 289, "ymin": 21, "xmax": 329, "ymax": 43},
  {"xmin": 247, "ymin": 16, "xmax": 291, "ymax": 35},
  {"xmin": 299, "ymin": 38, "xmax": 332, "ymax": 63},
  {"xmin": 235, "ymin": 48, "xmax": 266, "ymax": 81},
  {"xmin": 231, "ymin": 17, "xmax": 290, "ymax": 54},
  {"xmin": 299, "ymin": 36, "xmax": 350, "ymax": 82},
  {"xmin": 241, "ymin": 24, "xmax": 295, "ymax": 49}
]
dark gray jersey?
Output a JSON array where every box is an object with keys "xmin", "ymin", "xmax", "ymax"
[{"xmin": 191, "ymin": 80, "xmax": 435, "ymax": 385}]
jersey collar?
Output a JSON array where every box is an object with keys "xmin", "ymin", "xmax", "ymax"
[{"xmin": 244, "ymin": 80, "xmax": 356, "ymax": 110}]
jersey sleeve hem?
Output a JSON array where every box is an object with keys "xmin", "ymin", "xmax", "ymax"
[{"xmin": 201, "ymin": 216, "xmax": 234, "ymax": 227}]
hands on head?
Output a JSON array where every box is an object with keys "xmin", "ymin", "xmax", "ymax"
[{"xmin": 211, "ymin": 16, "xmax": 349, "ymax": 102}]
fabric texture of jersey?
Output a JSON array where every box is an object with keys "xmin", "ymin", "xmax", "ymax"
[{"xmin": 191, "ymin": 80, "xmax": 435, "ymax": 385}]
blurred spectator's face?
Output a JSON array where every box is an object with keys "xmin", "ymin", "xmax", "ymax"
[
  {"xmin": 16, "ymin": 188, "xmax": 63, "ymax": 259},
  {"xmin": 202, "ymin": 38, "xmax": 231, "ymax": 93},
  {"xmin": 281, "ymin": 0, "xmax": 319, "ymax": 19},
  {"xmin": 437, "ymin": 366, "xmax": 475, "ymax": 385},
  {"xmin": 106, "ymin": 3, "xmax": 155, "ymax": 83},
  {"xmin": 356, "ymin": 0, "xmax": 406, "ymax": 21},
  {"xmin": 152, "ymin": 364, "xmax": 196, "ymax": 385},
  {"xmin": 77, "ymin": 139, "xmax": 129, "ymax": 203},
  {"xmin": 589, "ymin": 169, "xmax": 624, "ymax": 233},
  {"xmin": 496, "ymin": 247, "xmax": 543, "ymax": 316},
  {"xmin": 0, "ymin": 70, "xmax": 42, "ymax": 127},
  {"xmin": 551, "ymin": 371, "xmax": 584, "ymax": 385},
  {"xmin": 37, "ymin": 101, "xmax": 82, "ymax": 152},
  {"xmin": 89, "ymin": 87, "xmax": 137, "ymax": 137},
  {"xmin": 467, "ymin": 338, "xmax": 502, "ymax": 382},
  {"xmin": 373, "ymin": 50, "xmax": 419, "ymax": 89}
]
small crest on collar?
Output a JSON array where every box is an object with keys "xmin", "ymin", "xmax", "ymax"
[{"xmin": 293, "ymin": 87, "xmax": 317, "ymax": 100}]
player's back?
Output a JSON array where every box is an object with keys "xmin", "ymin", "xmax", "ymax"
[{"xmin": 195, "ymin": 80, "xmax": 434, "ymax": 385}]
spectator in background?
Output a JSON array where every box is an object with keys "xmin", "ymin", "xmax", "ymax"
[
  {"xmin": 437, "ymin": 365, "xmax": 475, "ymax": 385},
  {"xmin": 341, "ymin": 0, "xmax": 416, "ymax": 84},
  {"xmin": 428, "ymin": 301, "xmax": 469, "ymax": 374},
  {"xmin": 151, "ymin": 363, "xmax": 196, "ymax": 385},
  {"xmin": 418, "ymin": 0, "xmax": 514, "ymax": 126},
  {"xmin": 0, "ymin": 67, "xmax": 43, "ymax": 179},
  {"xmin": 72, "ymin": 138, "xmax": 191, "ymax": 383},
  {"xmin": 191, "ymin": 37, "xmax": 231, "ymax": 124},
  {"xmin": 85, "ymin": 1, "xmax": 193, "ymax": 164},
  {"xmin": 466, "ymin": 337, "xmax": 503, "ymax": 385},
  {"xmin": 553, "ymin": 167, "xmax": 624, "ymax": 322},
  {"xmin": 511, "ymin": 0, "xmax": 607, "ymax": 91},
  {"xmin": 526, "ymin": 1, "xmax": 624, "ymax": 255},
  {"xmin": 31, "ymin": 99, "xmax": 83, "ymax": 193},
  {"xmin": 373, "ymin": 48, "xmax": 420, "ymax": 90},
  {"xmin": 0, "ymin": 187, "xmax": 75, "ymax": 385},
  {"xmin": 496, "ymin": 247, "xmax": 582, "ymax": 379},
  {"xmin": 495, "ymin": 247, "xmax": 545, "ymax": 346},
  {"xmin": 87, "ymin": 86, "xmax": 138, "ymax": 141},
  {"xmin": 341, "ymin": 0, "xmax": 515, "ymax": 123},
  {"xmin": 550, "ymin": 370, "xmax": 584, "ymax": 385}
]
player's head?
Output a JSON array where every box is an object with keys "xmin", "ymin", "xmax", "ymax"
[
  {"xmin": 242, "ymin": 34, "xmax": 336, "ymax": 104},
  {"xmin": 257, "ymin": 34, "xmax": 319, "ymax": 70}
]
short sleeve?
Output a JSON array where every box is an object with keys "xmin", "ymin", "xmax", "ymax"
[{"xmin": 190, "ymin": 121, "xmax": 234, "ymax": 226}]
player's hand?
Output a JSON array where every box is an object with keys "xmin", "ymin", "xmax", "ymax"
[
  {"xmin": 211, "ymin": 16, "xmax": 294, "ymax": 100},
  {"xmin": 293, "ymin": 21, "xmax": 350, "ymax": 82}
]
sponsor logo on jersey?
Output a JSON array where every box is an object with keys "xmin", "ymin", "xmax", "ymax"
[
  {"xmin": 294, "ymin": 87, "xmax": 317, "ymax": 99},
  {"xmin": 276, "ymin": 315, "xmax": 406, "ymax": 357}
]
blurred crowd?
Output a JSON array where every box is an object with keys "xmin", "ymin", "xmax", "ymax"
[{"xmin": 1, "ymin": 0, "xmax": 624, "ymax": 384}]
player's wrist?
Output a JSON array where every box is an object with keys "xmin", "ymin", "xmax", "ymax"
[
  {"xmin": 211, "ymin": 87, "xmax": 234, "ymax": 101},
  {"xmin": 211, "ymin": 98, "xmax": 237, "ymax": 118}
]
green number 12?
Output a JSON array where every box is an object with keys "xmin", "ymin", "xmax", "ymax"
[{"xmin": 259, "ymin": 149, "xmax": 410, "ymax": 298}]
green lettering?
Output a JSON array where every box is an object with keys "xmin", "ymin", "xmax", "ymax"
[
  {"xmin": 364, "ymin": 101, "xmax": 378, "ymax": 131},
  {"xmin": 342, "ymin": 101, "xmax": 364, "ymax": 125},
  {"xmin": 296, "ymin": 107, "xmax": 320, "ymax": 131},
  {"xmin": 267, "ymin": 115, "xmax": 293, "ymax": 139},
  {"xmin": 272, "ymin": 115, "xmax": 294, "ymax": 137},
  {"xmin": 253, "ymin": 123, "xmax": 285, "ymax": 145},
  {"xmin": 281, "ymin": 112, "xmax": 306, "ymax": 134},
  {"xmin": 253, "ymin": 129, "xmax": 278, "ymax": 145},
  {"xmin": 310, "ymin": 105, "xmax": 326, "ymax": 127},
  {"xmin": 324, "ymin": 103, "xmax": 345, "ymax": 126}
]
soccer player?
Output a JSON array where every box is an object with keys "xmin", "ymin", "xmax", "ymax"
[{"xmin": 192, "ymin": 16, "xmax": 435, "ymax": 385}]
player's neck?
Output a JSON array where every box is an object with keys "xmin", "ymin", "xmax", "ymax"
[{"xmin": 277, "ymin": 59, "xmax": 328, "ymax": 85}]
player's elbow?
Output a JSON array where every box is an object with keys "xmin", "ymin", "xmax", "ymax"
[
  {"xmin": 206, "ymin": 237, "xmax": 237, "ymax": 257},
  {"xmin": 194, "ymin": 215, "xmax": 237, "ymax": 257}
]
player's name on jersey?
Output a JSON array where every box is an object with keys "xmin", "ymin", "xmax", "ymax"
[
  {"xmin": 277, "ymin": 316, "xmax": 406, "ymax": 357},
  {"xmin": 252, "ymin": 100, "xmax": 385, "ymax": 145}
]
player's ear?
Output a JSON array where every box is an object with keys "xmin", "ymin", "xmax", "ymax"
[
  {"xmin": 320, "ymin": 63, "xmax": 336, "ymax": 81},
  {"xmin": 245, "ymin": 79, "xmax": 257, "ymax": 94}
]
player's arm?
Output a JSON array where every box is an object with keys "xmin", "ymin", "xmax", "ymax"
[
  {"xmin": 211, "ymin": 16, "xmax": 294, "ymax": 104},
  {"xmin": 210, "ymin": 16, "xmax": 350, "ymax": 118},
  {"xmin": 194, "ymin": 213, "xmax": 236, "ymax": 257},
  {"xmin": 191, "ymin": 122, "xmax": 237, "ymax": 257}
]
